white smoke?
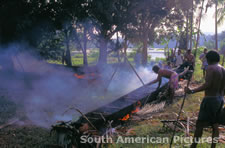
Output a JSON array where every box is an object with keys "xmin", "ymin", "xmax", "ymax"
[{"xmin": 0, "ymin": 45, "xmax": 159, "ymax": 128}]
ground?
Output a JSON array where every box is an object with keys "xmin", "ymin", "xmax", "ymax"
[
  {"xmin": 0, "ymin": 47, "xmax": 225, "ymax": 147},
  {"xmin": 0, "ymin": 96, "xmax": 57, "ymax": 147},
  {"xmin": 109, "ymin": 83, "xmax": 225, "ymax": 148}
]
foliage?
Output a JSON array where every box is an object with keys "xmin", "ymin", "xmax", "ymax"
[
  {"xmin": 0, "ymin": 0, "xmax": 220, "ymax": 66},
  {"xmin": 204, "ymin": 40, "xmax": 215, "ymax": 49}
]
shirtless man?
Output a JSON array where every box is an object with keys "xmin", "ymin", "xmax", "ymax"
[
  {"xmin": 148, "ymin": 65, "xmax": 188, "ymax": 103},
  {"xmin": 186, "ymin": 50, "xmax": 225, "ymax": 148}
]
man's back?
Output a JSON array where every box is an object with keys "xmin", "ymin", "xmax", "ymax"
[
  {"xmin": 205, "ymin": 65, "xmax": 225, "ymax": 96},
  {"xmin": 221, "ymin": 66, "xmax": 225, "ymax": 96},
  {"xmin": 159, "ymin": 69, "xmax": 175, "ymax": 79}
]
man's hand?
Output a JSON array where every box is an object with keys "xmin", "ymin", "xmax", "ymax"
[
  {"xmin": 185, "ymin": 87, "xmax": 193, "ymax": 94},
  {"xmin": 156, "ymin": 86, "xmax": 160, "ymax": 90}
]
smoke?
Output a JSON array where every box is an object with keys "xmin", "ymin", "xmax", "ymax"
[{"xmin": 0, "ymin": 44, "xmax": 158, "ymax": 128}]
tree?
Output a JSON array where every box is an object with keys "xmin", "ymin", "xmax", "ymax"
[
  {"xmin": 215, "ymin": 0, "xmax": 218, "ymax": 50},
  {"xmin": 116, "ymin": 0, "xmax": 183, "ymax": 66},
  {"xmin": 87, "ymin": 0, "xmax": 120, "ymax": 64},
  {"xmin": 206, "ymin": 0, "xmax": 225, "ymax": 50},
  {"xmin": 220, "ymin": 39, "xmax": 225, "ymax": 65}
]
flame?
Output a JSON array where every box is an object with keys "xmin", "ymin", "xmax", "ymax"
[
  {"xmin": 74, "ymin": 73, "xmax": 99, "ymax": 79},
  {"xmin": 119, "ymin": 114, "xmax": 130, "ymax": 121},
  {"xmin": 131, "ymin": 107, "xmax": 140, "ymax": 114},
  {"xmin": 74, "ymin": 73, "xmax": 85, "ymax": 79},
  {"xmin": 119, "ymin": 101, "xmax": 141, "ymax": 121}
]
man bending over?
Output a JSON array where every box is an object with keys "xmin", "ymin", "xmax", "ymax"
[{"xmin": 148, "ymin": 65, "xmax": 188, "ymax": 103}]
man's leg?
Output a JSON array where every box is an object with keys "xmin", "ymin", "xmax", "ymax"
[
  {"xmin": 167, "ymin": 87, "xmax": 174, "ymax": 104},
  {"xmin": 191, "ymin": 121, "xmax": 210, "ymax": 148},
  {"xmin": 211, "ymin": 123, "xmax": 219, "ymax": 148},
  {"xmin": 203, "ymin": 69, "xmax": 206, "ymax": 78}
]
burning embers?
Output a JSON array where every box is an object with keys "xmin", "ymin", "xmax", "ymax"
[
  {"xmin": 74, "ymin": 73, "xmax": 99, "ymax": 80},
  {"xmin": 119, "ymin": 101, "xmax": 141, "ymax": 121},
  {"xmin": 74, "ymin": 72, "xmax": 102, "ymax": 85}
]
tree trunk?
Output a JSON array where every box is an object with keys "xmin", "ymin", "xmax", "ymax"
[
  {"xmin": 65, "ymin": 31, "xmax": 72, "ymax": 66},
  {"xmin": 190, "ymin": 0, "xmax": 194, "ymax": 50},
  {"xmin": 194, "ymin": 0, "xmax": 205, "ymax": 56},
  {"xmin": 83, "ymin": 28, "xmax": 88, "ymax": 66},
  {"xmin": 98, "ymin": 39, "xmax": 107, "ymax": 64},
  {"xmin": 65, "ymin": 41, "xmax": 72, "ymax": 66},
  {"xmin": 116, "ymin": 32, "xmax": 121, "ymax": 63},
  {"xmin": 142, "ymin": 33, "xmax": 148, "ymax": 66},
  {"xmin": 186, "ymin": 11, "xmax": 189, "ymax": 50},
  {"xmin": 123, "ymin": 38, "xmax": 128, "ymax": 63},
  {"xmin": 215, "ymin": 0, "xmax": 218, "ymax": 50},
  {"xmin": 62, "ymin": 51, "xmax": 65, "ymax": 65}
]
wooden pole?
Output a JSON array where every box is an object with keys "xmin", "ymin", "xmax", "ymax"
[{"xmin": 124, "ymin": 55, "xmax": 145, "ymax": 86}]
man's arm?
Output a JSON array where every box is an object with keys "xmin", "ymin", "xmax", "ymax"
[
  {"xmin": 148, "ymin": 74, "xmax": 162, "ymax": 87},
  {"xmin": 184, "ymin": 54, "xmax": 187, "ymax": 61},
  {"xmin": 157, "ymin": 78, "xmax": 162, "ymax": 90},
  {"xmin": 223, "ymin": 67, "xmax": 225, "ymax": 96},
  {"xmin": 187, "ymin": 67, "xmax": 213, "ymax": 93},
  {"xmin": 192, "ymin": 55, "xmax": 195, "ymax": 65},
  {"xmin": 199, "ymin": 53, "xmax": 203, "ymax": 61}
]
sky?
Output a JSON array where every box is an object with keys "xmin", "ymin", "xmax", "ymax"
[{"xmin": 201, "ymin": 7, "xmax": 225, "ymax": 34}]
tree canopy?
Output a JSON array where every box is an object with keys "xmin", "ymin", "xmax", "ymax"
[{"xmin": 0, "ymin": 0, "xmax": 208, "ymax": 66}]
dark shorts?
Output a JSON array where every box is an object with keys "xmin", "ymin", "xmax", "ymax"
[{"xmin": 198, "ymin": 96, "xmax": 224, "ymax": 124}]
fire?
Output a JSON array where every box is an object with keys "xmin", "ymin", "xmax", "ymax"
[
  {"xmin": 74, "ymin": 73, "xmax": 99, "ymax": 80},
  {"xmin": 74, "ymin": 73, "xmax": 85, "ymax": 79},
  {"xmin": 119, "ymin": 114, "xmax": 130, "ymax": 121},
  {"xmin": 119, "ymin": 101, "xmax": 141, "ymax": 121},
  {"xmin": 131, "ymin": 101, "xmax": 141, "ymax": 113},
  {"xmin": 131, "ymin": 107, "xmax": 140, "ymax": 114}
]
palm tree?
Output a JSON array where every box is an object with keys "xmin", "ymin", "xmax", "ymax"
[
  {"xmin": 190, "ymin": 0, "xmax": 194, "ymax": 50},
  {"xmin": 195, "ymin": 0, "xmax": 205, "ymax": 56},
  {"xmin": 215, "ymin": 0, "xmax": 218, "ymax": 50},
  {"xmin": 217, "ymin": 0, "xmax": 225, "ymax": 25},
  {"xmin": 214, "ymin": 0, "xmax": 225, "ymax": 50}
]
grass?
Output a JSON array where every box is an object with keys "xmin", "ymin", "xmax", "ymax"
[
  {"xmin": 47, "ymin": 51, "xmax": 143, "ymax": 66},
  {"xmin": 109, "ymin": 92, "xmax": 224, "ymax": 148}
]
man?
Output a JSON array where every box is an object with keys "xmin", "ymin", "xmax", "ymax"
[
  {"xmin": 148, "ymin": 65, "xmax": 188, "ymax": 103},
  {"xmin": 184, "ymin": 49, "xmax": 195, "ymax": 70},
  {"xmin": 186, "ymin": 50, "xmax": 225, "ymax": 148},
  {"xmin": 175, "ymin": 49, "xmax": 183, "ymax": 67},
  {"xmin": 199, "ymin": 48, "xmax": 208, "ymax": 77}
]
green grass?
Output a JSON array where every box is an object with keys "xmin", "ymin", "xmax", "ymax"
[
  {"xmin": 47, "ymin": 51, "xmax": 141, "ymax": 66},
  {"xmin": 109, "ymin": 92, "xmax": 224, "ymax": 148},
  {"xmin": 47, "ymin": 47, "xmax": 225, "ymax": 68}
]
